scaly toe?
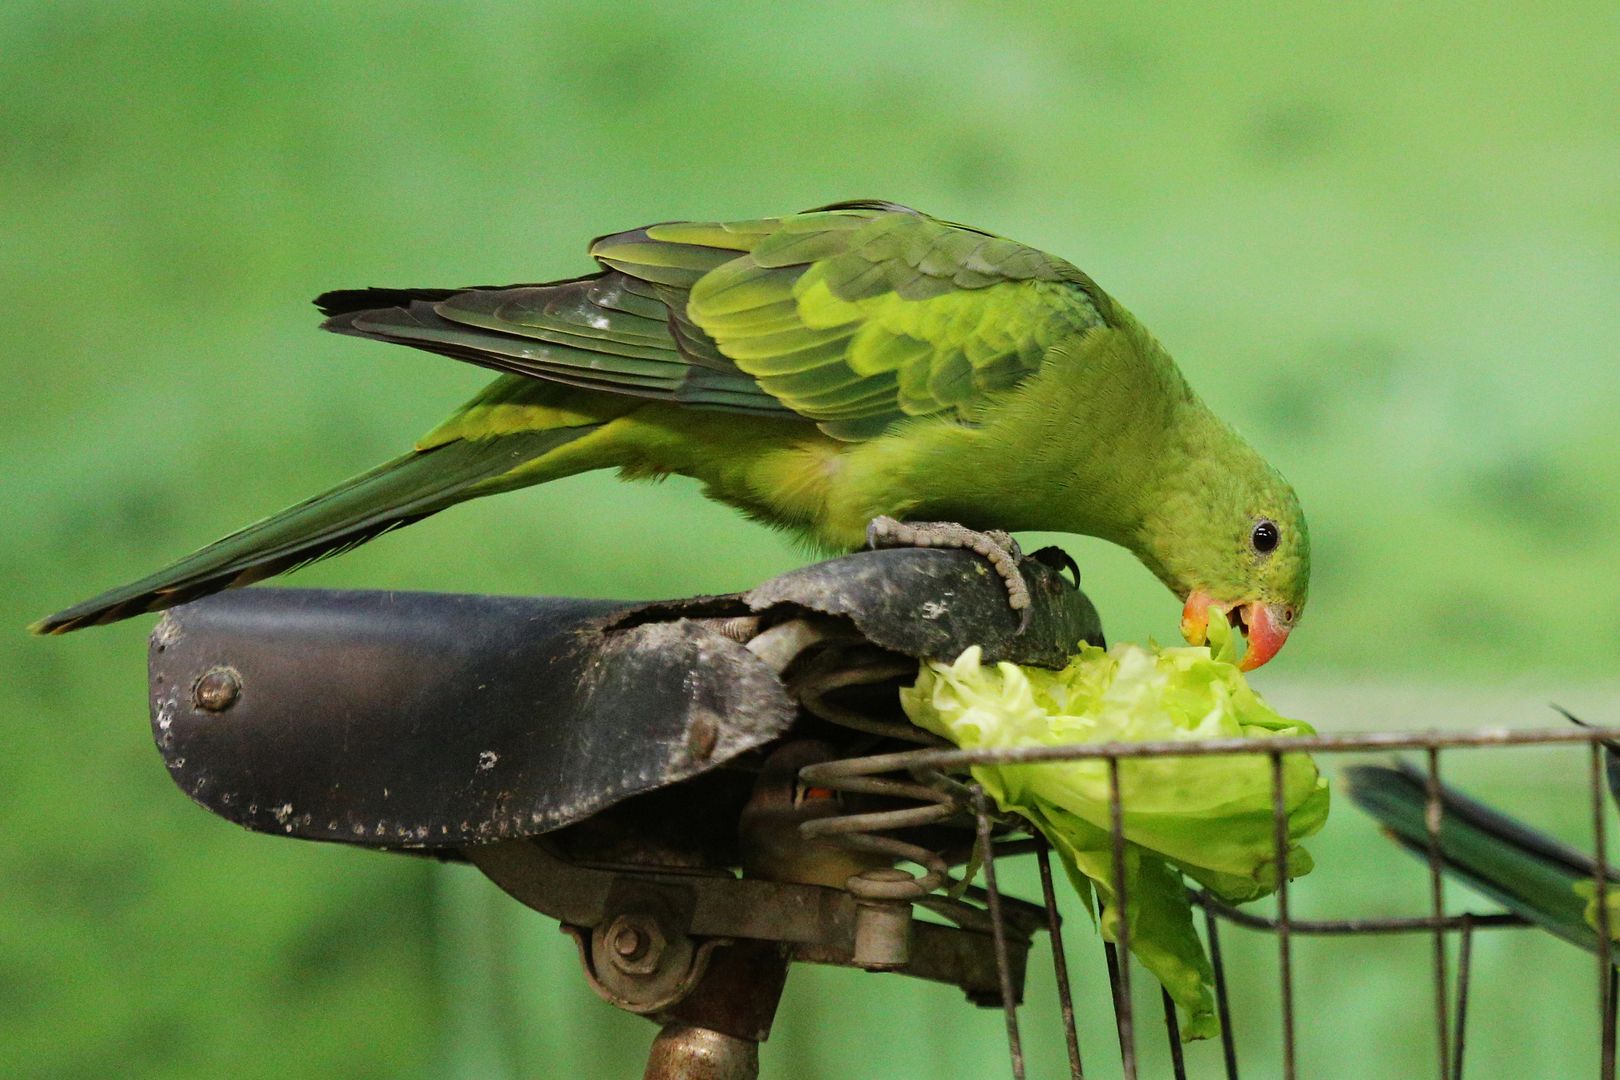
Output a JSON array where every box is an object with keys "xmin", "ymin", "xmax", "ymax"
[{"xmin": 864, "ymin": 517, "xmax": 1031, "ymax": 632}]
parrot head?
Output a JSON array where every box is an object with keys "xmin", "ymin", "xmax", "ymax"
[
  {"xmin": 1137, "ymin": 454, "xmax": 1310, "ymax": 672},
  {"xmin": 1180, "ymin": 467, "xmax": 1309, "ymax": 671}
]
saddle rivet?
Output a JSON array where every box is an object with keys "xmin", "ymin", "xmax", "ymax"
[{"xmin": 193, "ymin": 667, "xmax": 241, "ymax": 713}]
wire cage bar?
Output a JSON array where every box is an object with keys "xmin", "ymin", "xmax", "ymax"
[{"xmin": 819, "ymin": 725, "xmax": 1620, "ymax": 1080}]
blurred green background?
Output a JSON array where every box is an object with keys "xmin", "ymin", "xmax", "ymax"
[{"xmin": 4, "ymin": 2, "xmax": 1616, "ymax": 1077}]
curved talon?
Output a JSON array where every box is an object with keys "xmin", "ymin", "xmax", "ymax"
[
  {"xmin": 1030, "ymin": 545, "xmax": 1081, "ymax": 589},
  {"xmin": 866, "ymin": 517, "xmax": 1032, "ymax": 632}
]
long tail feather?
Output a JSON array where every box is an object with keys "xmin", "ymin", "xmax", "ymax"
[{"xmin": 31, "ymin": 425, "xmax": 596, "ymax": 634}]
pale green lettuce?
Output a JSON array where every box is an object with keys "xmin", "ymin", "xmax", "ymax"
[{"xmin": 899, "ymin": 615, "xmax": 1329, "ymax": 1040}]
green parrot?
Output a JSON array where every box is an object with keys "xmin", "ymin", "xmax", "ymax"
[{"xmin": 34, "ymin": 200, "xmax": 1309, "ymax": 664}]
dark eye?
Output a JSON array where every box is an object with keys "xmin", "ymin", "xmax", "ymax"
[{"xmin": 1251, "ymin": 520, "xmax": 1280, "ymax": 554}]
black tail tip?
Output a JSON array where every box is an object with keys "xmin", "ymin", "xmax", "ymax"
[
  {"xmin": 314, "ymin": 288, "xmax": 405, "ymax": 318},
  {"xmin": 315, "ymin": 285, "xmax": 518, "ymax": 319}
]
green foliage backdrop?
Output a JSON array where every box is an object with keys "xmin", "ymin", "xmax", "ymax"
[{"xmin": 3, "ymin": 2, "xmax": 1615, "ymax": 1077}]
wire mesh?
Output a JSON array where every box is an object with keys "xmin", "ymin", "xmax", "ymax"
[
  {"xmin": 974, "ymin": 784, "xmax": 1028, "ymax": 1080},
  {"xmin": 832, "ymin": 726, "xmax": 1620, "ymax": 1080},
  {"xmin": 1036, "ymin": 841, "xmax": 1087, "ymax": 1077}
]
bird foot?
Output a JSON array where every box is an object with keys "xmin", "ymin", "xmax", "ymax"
[{"xmin": 865, "ymin": 516, "xmax": 1032, "ymax": 632}]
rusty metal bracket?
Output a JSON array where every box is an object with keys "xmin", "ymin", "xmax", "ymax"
[{"xmin": 465, "ymin": 839, "xmax": 1032, "ymax": 1004}]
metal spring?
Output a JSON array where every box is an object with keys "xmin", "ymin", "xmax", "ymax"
[
  {"xmin": 790, "ymin": 655, "xmax": 1052, "ymax": 938},
  {"xmin": 791, "ymin": 654, "xmax": 961, "ymax": 900}
]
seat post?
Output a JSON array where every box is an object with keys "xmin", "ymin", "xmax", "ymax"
[{"xmin": 643, "ymin": 1023, "xmax": 759, "ymax": 1080}]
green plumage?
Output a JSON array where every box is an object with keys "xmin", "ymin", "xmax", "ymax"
[
  {"xmin": 35, "ymin": 201, "xmax": 1310, "ymax": 637},
  {"xmin": 38, "ymin": 419, "xmax": 603, "ymax": 632}
]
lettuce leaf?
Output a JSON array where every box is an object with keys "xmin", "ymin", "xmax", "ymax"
[{"xmin": 899, "ymin": 614, "xmax": 1329, "ymax": 1040}]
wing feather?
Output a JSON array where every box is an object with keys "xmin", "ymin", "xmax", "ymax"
[
  {"xmin": 674, "ymin": 207, "xmax": 1112, "ymax": 437},
  {"xmin": 330, "ymin": 289, "xmax": 788, "ymax": 417},
  {"xmin": 324, "ymin": 203, "xmax": 1113, "ymax": 440}
]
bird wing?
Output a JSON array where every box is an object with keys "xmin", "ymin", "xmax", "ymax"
[
  {"xmin": 320, "ymin": 274, "xmax": 789, "ymax": 416},
  {"xmin": 321, "ymin": 202, "xmax": 1112, "ymax": 440},
  {"xmin": 597, "ymin": 201, "xmax": 1112, "ymax": 439}
]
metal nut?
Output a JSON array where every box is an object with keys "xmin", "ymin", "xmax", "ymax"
[
  {"xmin": 192, "ymin": 667, "xmax": 241, "ymax": 713},
  {"xmin": 604, "ymin": 914, "xmax": 666, "ymax": 975}
]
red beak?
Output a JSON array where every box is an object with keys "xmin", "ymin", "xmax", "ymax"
[
  {"xmin": 1181, "ymin": 592, "xmax": 1292, "ymax": 671},
  {"xmin": 1180, "ymin": 590, "xmax": 1219, "ymax": 647},
  {"xmin": 1237, "ymin": 601, "xmax": 1290, "ymax": 671}
]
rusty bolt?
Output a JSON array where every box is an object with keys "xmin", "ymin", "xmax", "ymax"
[
  {"xmin": 603, "ymin": 914, "xmax": 666, "ymax": 975},
  {"xmin": 612, "ymin": 925, "xmax": 648, "ymax": 960},
  {"xmin": 193, "ymin": 667, "xmax": 241, "ymax": 713}
]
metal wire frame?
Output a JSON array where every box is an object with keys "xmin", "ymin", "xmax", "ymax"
[{"xmin": 809, "ymin": 726, "xmax": 1620, "ymax": 1080}]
